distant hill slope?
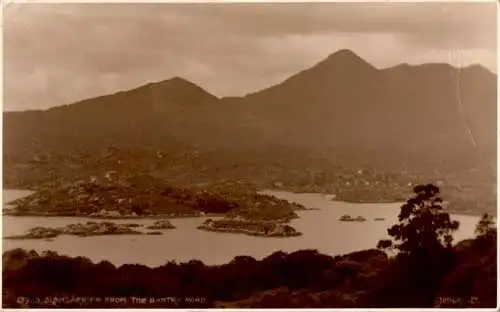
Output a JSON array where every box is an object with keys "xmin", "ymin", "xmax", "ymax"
[
  {"xmin": 222, "ymin": 50, "xmax": 496, "ymax": 170},
  {"xmin": 4, "ymin": 50, "xmax": 496, "ymax": 200}
]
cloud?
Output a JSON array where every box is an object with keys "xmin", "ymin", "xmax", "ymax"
[
  {"xmin": 163, "ymin": 3, "xmax": 496, "ymax": 50},
  {"xmin": 3, "ymin": 2, "xmax": 497, "ymax": 111}
]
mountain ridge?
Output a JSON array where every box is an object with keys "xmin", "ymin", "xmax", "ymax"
[
  {"xmin": 3, "ymin": 49, "xmax": 496, "ymax": 200},
  {"xmin": 3, "ymin": 49, "xmax": 496, "ymax": 113},
  {"xmin": 3, "ymin": 49, "xmax": 497, "ymax": 217}
]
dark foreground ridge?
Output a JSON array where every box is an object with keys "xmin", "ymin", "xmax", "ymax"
[
  {"xmin": 2, "ymin": 236, "xmax": 495, "ymax": 308},
  {"xmin": 3, "ymin": 185, "xmax": 497, "ymax": 308}
]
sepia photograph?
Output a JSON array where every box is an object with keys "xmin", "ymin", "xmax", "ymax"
[{"xmin": 1, "ymin": 0, "xmax": 498, "ymax": 309}]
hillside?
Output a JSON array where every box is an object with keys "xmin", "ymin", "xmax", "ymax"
[
  {"xmin": 224, "ymin": 50, "xmax": 496, "ymax": 169},
  {"xmin": 5, "ymin": 172, "xmax": 303, "ymax": 221},
  {"xmin": 3, "ymin": 50, "xmax": 496, "ymax": 213}
]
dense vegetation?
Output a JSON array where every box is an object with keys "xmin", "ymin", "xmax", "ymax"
[
  {"xmin": 4, "ymin": 147, "xmax": 495, "ymax": 215},
  {"xmin": 2, "ymin": 184, "xmax": 496, "ymax": 308},
  {"xmin": 6, "ymin": 171, "xmax": 302, "ymax": 221}
]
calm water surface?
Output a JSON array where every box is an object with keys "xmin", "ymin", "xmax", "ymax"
[{"xmin": 2, "ymin": 189, "xmax": 480, "ymax": 267}]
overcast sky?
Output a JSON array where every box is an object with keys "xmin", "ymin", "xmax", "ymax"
[{"xmin": 3, "ymin": 2, "xmax": 497, "ymax": 111}]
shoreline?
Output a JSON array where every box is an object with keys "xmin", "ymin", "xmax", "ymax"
[
  {"xmin": 3, "ymin": 188, "xmax": 488, "ymax": 219},
  {"xmin": 2, "ymin": 212, "xmax": 215, "ymax": 219},
  {"xmin": 334, "ymin": 199, "xmax": 483, "ymax": 217},
  {"xmin": 198, "ymin": 227, "xmax": 303, "ymax": 238},
  {"xmin": 260, "ymin": 189, "xmax": 487, "ymax": 217}
]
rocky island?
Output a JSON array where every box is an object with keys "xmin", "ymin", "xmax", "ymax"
[
  {"xmin": 145, "ymin": 219, "xmax": 176, "ymax": 230},
  {"xmin": 338, "ymin": 215, "xmax": 367, "ymax": 222},
  {"xmin": 197, "ymin": 218, "xmax": 302, "ymax": 237},
  {"xmin": 4, "ymin": 220, "xmax": 176, "ymax": 240}
]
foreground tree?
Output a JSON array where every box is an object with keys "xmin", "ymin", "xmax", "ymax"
[
  {"xmin": 374, "ymin": 184, "xmax": 460, "ymax": 307},
  {"xmin": 377, "ymin": 183, "xmax": 460, "ymax": 257},
  {"xmin": 434, "ymin": 213, "xmax": 497, "ymax": 308},
  {"xmin": 471, "ymin": 212, "xmax": 497, "ymax": 252},
  {"xmin": 475, "ymin": 213, "xmax": 496, "ymax": 239}
]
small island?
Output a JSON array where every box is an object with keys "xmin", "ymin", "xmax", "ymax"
[
  {"xmin": 338, "ymin": 215, "xmax": 367, "ymax": 222},
  {"xmin": 145, "ymin": 219, "xmax": 176, "ymax": 230},
  {"xmin": 197, "ymin": 218, "xmax": 302, "ymax": 237},
  {"xmin": 4, "ymin": 220, "xmax": 175, "ymax": 240},
  {"xmin": 145, "ymin": 231, "xmax": 164, "ymax": 235}
]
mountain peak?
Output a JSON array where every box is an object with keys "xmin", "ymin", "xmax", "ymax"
[
  {"xmin": 150, "ymin": 76, "xmax": 199, "ymax": 89},
  {"xmin": 328, "ymin": 49, "xmax": 360, "ymax": 59},
  {"xmin": 318, "ymin": 49, "xmax": 377, "ymax": 72},
  {"xmin": 144, "ymin": 76, "xmax": 219, "ymax": 103},
  {"xmin": 463, "ymin": 64, "xmax": 496, "ymax": 76},
  {"xmin": 168, "ymin": 76, "xmax": 192, "ymax": 84}
]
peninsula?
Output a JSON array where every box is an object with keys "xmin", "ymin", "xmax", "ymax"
[{"xmin": 5, "ymin": 173, "xmax": 305, "ymax": 222}]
